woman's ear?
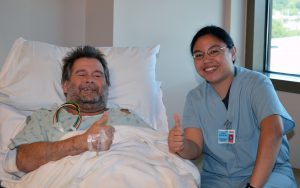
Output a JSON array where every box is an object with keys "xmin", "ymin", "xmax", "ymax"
[
  {"xmin": 231, "ymin": 46, "xmax": 237, "ymax": 60},
  {"xmin": 231, "ymin": 47, "xmax": 237, "ymax": 63}
]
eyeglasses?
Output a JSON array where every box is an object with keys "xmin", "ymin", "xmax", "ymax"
[{"xmin": 192, "ymin": 46, "xmax": 227, "ymax": 60}]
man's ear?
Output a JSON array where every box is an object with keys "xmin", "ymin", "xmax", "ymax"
[{"xmin": 62, "ymin": 81, "xmax": 68, "ymax": 94}]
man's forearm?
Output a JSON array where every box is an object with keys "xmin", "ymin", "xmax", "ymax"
[{"xmin": 16, "ymin": 134, "xmax": 87, "ymax": 172}]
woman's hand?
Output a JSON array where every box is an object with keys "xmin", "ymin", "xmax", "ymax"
[{"xmin": 168, "ymin": 113, "xmax": 185, "ymax": 153}]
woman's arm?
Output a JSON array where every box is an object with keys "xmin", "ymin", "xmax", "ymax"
[
  {"xmin": 249, "ymin": 114, "xmax": 283, "ymax": 188},
  {"xmin": 168, "ymin": 113, "xmax": 203, "ymax": 159}
]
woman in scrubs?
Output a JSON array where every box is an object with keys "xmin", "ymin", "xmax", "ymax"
[{"xmin": 168, "ymin": 25, "xmax": 297, "ymax": 188}]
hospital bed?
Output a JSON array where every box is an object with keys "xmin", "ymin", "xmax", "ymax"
[{"xmin": 0, "ymin": 38, "xmax": 200, "ymax": 188}]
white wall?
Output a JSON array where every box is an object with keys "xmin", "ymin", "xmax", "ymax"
[
  {"xmin": 113, "ymin": 0, "xmax": 300, "ymax": 169},
  {"xmin": 113, "ymin": 0, "xmax": 246, "ymax": 124},
  {"xmin": 223, "ymin": 0, "xmax": 247, "ymax": 67},
  {"xmin": 113, "ymin": 0, "xmax": 226, "ymax": 125},
  {"xmin": 0, "ymin": 0, "xmax": 86, "ymax": 69},
  {"xmin": 86, "ymin": 0, "xmax": 113, "ymax": 46},
  {"xmin": 0, "ymin": 0, "xmax": 115, "ymax": 69}
]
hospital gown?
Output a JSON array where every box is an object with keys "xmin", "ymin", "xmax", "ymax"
[
  {"xmin": 4, "ymin": 107, "xmax": 152, "ymax": 179},
  {"xmin": 182, "ymin": 65, "xmax": 296, "ymax": 188},
  {"xmin": 9, "ymin": 107, "xmax": 151, "ymax": 149}
]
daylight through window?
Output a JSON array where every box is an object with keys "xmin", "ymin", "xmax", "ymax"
[{"xmin": 267, "ymin": 0, "xmax": 300, "ymax": 76}]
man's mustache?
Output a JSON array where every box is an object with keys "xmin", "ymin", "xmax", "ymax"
[{"xmin": 79, "ymin": 83, "xmax": 98, "ymax": 91}]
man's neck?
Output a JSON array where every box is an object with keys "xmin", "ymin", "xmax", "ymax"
[
  {"xmin": 66, "ymin": 106, "xmax": 107, "ymax": 116},
  {"xmin": 80, "ymin": 108, "xmax": 108, "ymax": 116}
]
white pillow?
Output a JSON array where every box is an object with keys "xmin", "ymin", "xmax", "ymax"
[{"xmin": 0, "ymin": 38, "xmax": 168, "ymax": 132}]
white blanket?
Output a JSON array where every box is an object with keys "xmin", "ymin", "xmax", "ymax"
[{"xmin": 1, "ymin": 125, "xmax": 200, "ymax": 188}]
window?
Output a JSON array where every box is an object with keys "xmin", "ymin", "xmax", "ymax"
[
  {"xmin": 246, "ymin": 0, "xmax": 300, "ymax": 94},
  {"xmin": 267, "ymin": 0, "xmax": 300, "ymax": 76}
]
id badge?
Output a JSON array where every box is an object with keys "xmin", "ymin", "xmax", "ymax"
[{"xmin": 218, "ymin": 129, "xmax": 235, "ymax": 144}]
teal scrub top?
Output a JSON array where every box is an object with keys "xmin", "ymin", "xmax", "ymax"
[{"xmin": 182, "ymin": 66, "xmax": 295, "ymax": 179}]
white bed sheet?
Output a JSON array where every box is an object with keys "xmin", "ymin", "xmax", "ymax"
[{"xmin": 1, "ymin": 125, "xmax": 200, "ymax": 188}]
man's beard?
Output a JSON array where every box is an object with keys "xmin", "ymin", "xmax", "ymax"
[{"xmin": 66, "ymin": 83, "xmax": 108, "ymax": 113}]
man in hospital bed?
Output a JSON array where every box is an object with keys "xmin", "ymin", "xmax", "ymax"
[
  {"xmin": 2, "ymin": 45, "xmax": 199, "ymax": 188},
  {"xmin": 4, "ymin": 45, "xmax": 151, "ymax": 175}
]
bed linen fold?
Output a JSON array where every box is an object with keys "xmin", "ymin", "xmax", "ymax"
[{"xmin": 1, "ymin": 125, "xmax": 200, "ymax": 188}]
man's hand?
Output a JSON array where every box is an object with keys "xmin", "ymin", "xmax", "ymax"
[
  {"xmin": 16, "ymin": 112, "xmax": 115, "ymax": 173},
  {"xmin": 83, "ymin": 111, "xmax": 115, "ymax": 151},
  {"xmin": 168, "ymin": 113, "xmax": 185, "ymax": 153}
]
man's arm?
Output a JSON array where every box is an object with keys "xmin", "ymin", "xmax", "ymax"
[
  {"xmin": 249, "ymin": 114, "xmax": 283, "ymax": 188},
  {"xmin": 16, "ymin": 133, "xmax": 87, "ymax": 172},
  {"xmin": 16, "ymin": 113, "xmax": 114, "ymax": 173}
]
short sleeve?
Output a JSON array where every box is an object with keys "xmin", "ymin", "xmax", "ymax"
[
  {"xmin": 8, "ymin": 111, "xmax": 48, "ymax": 149},
  {"xmin": 182, "ymin": 91, "xmax": 201, "ymax": 129},
  {"xmin": 250, "ymin": 74, "xmax": 295, "ymax": 134}
]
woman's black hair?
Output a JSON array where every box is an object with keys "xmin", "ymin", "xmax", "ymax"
[{"xmin": 190, "ymin": 25, "xmax": 235, "ymax": 55}]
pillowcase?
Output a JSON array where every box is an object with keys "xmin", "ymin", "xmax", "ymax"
[{"xmin": 0, "ymin": 38, "xmax": 168, "ymax": 132}]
